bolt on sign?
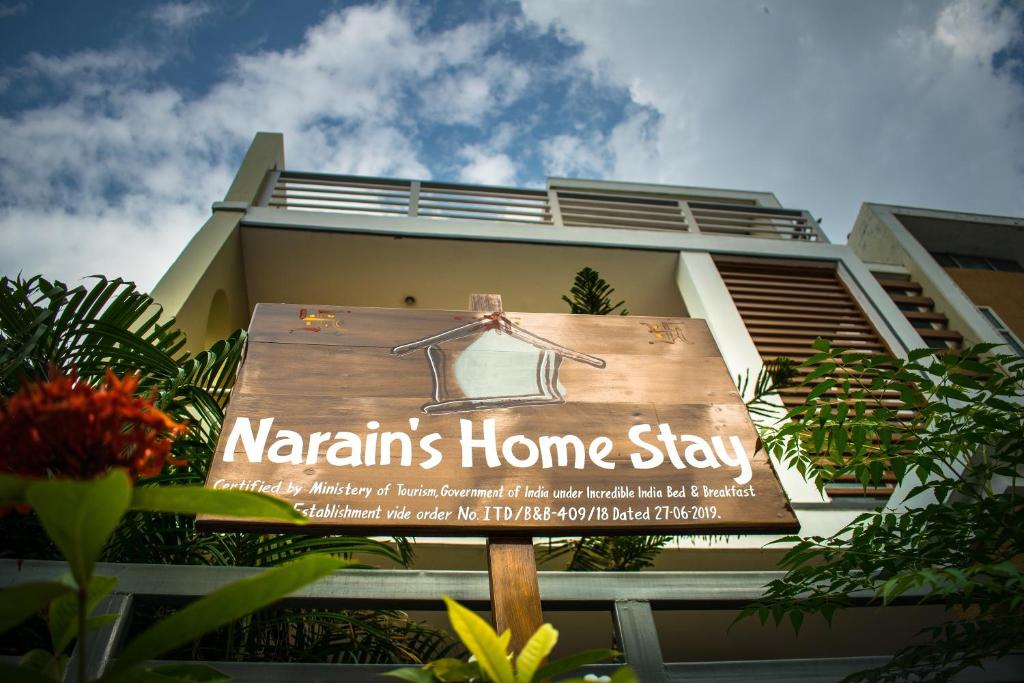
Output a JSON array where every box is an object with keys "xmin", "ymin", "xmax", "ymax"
[{"xmin": 201, "ymin": 304, "xmax": 799, "ymax": 535}]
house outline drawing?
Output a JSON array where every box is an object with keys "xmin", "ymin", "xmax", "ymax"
[{"xmin": 390, "ymin": 312, "xmax": 606, "ymax": 415}]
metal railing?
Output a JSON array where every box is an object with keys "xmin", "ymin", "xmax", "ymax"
[
  {"xmin": 257, "ymin": 171, "xmax": 828, "ymax": 242},
  {"xmin": 261, "ymin": 171, "xmax": 551, "ymax": 225},
  {"xmin": 8, "ymin": 559, "xmax": 1016, "ymax": 683}
]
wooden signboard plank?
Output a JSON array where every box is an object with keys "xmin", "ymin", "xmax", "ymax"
[{"xmin": 201, "ymin": 303, "xmax": 799, "ymax": 536}]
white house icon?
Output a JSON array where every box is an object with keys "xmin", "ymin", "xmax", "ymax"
[{"xmin": 391, "ymin": 312, "xmax": 606, "ymax": 415}]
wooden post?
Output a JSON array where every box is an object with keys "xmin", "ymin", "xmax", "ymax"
[{"xmin": 469, "ymin": 293, "xmax": 545, "ymax": 655}]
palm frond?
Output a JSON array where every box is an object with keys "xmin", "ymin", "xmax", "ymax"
[
  {"xmin": 541, "ymin": 535, "xmax": 672, "ymax": 571},
  {"xmin": 737, "ymin": 356, "xmax": 797, "ymax": 418}
]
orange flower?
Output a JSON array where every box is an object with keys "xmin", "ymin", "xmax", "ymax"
[{"xmin": 0, "ymin": 369, "xmax": 187, "ymax": 481}]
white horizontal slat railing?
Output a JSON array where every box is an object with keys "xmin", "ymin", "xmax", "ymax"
[{"xmin": 258, "ymin": 171, "xmax": 827, "ymax": 242}]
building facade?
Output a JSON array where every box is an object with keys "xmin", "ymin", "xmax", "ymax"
[{"xmin": 147, "ymin": 133, "xmax": 1021, "ymax": 676}]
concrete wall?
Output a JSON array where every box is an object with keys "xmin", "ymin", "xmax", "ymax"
[
  {"xmin": 945, "ymin": 268, "xmax": 1024, "ymax": 340},
  {"xmin": 848, "ymin": 203, "xmax": 1007, "ymax": 348},
  {"xmin": 151, "ymin": 132, "xmax": 284, "ymax": 353},
  {"xmin": 239, "ymin": 227, "xmax": 688, "ymax": 317}
]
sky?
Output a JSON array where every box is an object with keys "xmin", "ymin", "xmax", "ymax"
[{"xmin": 1, "ymin": 0, "xmax": 1022, "ymax": 291}]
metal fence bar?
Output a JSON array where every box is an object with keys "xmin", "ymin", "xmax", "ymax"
[
  {"xmin": 2, "ymin": 561, "xmax": 784, "ymax": 607},
  {"xmin": 7, "ymin": 560, "xmax": 1006, "ymax": 681},
  {"xmin": 679, "ymin": 200, "xmax": 700, "ymax": 233},
  {"xmin": 408, "ymin": 180, "xmax": 420, "ymax": 217},
  {"xmin": 2, "ymin": 561, "xmax": 934, "ymax": 607},
  {"xmin": 62, "ymin": 593, "xmax": 133, "ymax": 683},
  {"xmin": 614, "ymin": 600, "xmax": 667, "ymax": 683},
  {"xmin": 547, "ymin": 188, "xmax": 564, "ymax": 227},
  {"xmin": 801, "ymin": 210, "xmax": 828, "ymax": 243}
]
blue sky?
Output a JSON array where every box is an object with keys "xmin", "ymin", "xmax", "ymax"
[{"xmin": 1, "ymin": 0, "xmax": 1022, "ymax": 290}]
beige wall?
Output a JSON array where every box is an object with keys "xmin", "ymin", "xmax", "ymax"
[
  {"xmin": 240, "ymin": 227, "xmax": 687, "ymax": 318},
  {"xmin": 945, "ymin": 268, "xmax": 1024, "ymax": 339},
  {"xmin": 152, "ymin": 212, "xmax": 251, "ymax": 351}
]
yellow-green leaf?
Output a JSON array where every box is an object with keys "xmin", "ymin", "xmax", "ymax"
[
  {"xmin": 515, "ymin": 623, "xmax": 558, "ymax": 683},
  {"xmin": 443, "ymin": 596, "xmax": 514, "ymax": 683}
]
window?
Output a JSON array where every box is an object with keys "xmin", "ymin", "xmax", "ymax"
[
  {"xmin": 978, "ymin": 306, "xmax": 1024, "ymax": 356},
  {"xmin": 931, "ymin": 252, "xmax": 1024, "ymax": 272}
]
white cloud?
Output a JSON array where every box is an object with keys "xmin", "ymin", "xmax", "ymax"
[
  {"xmin": 540, "ymin": 132, "xmax": 610, "ymax": 178},
  {"xmin": 453, "ymin": 122, "xmax": 525, "ymax": 186},
  {"xmin": 423, "ymin": 57, "xmax": 531, "ymax": 125},
  {"xmin": 457, "ymin": 145, "xmax": 518, "ymax": 186},
  {"xmin": 0, "ymin": 3, "xmax": 524, "ymax": 290},
  {"xmin": 152, "ymin": 1, "xmax": 213, "ymax": 31},
  {"xmin": 523, "ymin": 0, "xmax": 1024, "ymax": 240},
  {"xmin": 934, "ymin": 0, "xmax": 1019, "ymax": 65}
]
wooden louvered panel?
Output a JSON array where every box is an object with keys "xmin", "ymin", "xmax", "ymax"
[
  {"xmin": 715, "ymin": 255, "xmax": 896, "ymax": 496},
  {"xmin": 873, "ymin": 273, "xmax": 963, "ymax": 350}
]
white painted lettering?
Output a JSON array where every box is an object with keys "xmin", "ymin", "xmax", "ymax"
[
  {"xmin": 628, "ymin": 424, "xmax": 663, "ymax": 469},
  {"xmin": 712, "ymin": 435, "xmax": 752, "ymax": 485},
  {"xmin": 223, "ymin": 417, "xmax": 274, "ymax": 463}
]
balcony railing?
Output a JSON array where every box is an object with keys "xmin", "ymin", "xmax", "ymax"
[{"xmin": 257, "ymin": 170, "xmax": 828, "ymax": 242}]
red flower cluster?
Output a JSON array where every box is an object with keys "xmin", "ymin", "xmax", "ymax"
[{"xmin": 0, "ymin": 370, "xmax": 187, "ymax": 480}]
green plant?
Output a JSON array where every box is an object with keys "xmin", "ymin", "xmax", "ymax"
[
  {"xmin": 0, "ymin": 370, "xmax": 341, "ymax": 682},
  {"xmin": 0, "ymin": 275, "xmax": 408, "ymax": 568},
  {"xmin": 742, "ymin": 340, "xmax": 1024, "ymax": 682},
  {"xmin": 736, "ymin": 357, "xmax": 797, "ymax": 418},
  {"xmin": 0, "ymin": 275, "xmax": 441, "ymax": 666},
  {"xmin": 130, "ymin": 604, "xmax": 456, "ymax": 665},
  {"xmin": 384, "ymin": 597, "xmax": 634, "ymax": 683},
  {"xmin": 561, "ymin": 267, "xmax": 628, "ymax": 316},
  {"xmin": 541, "ymin": 535, "xmax": 673, "ymax": 572}
]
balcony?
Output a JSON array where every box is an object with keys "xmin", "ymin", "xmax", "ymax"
[{"xmin": 256, "ymin": 170, "xmax": 828, "ymax": 242}]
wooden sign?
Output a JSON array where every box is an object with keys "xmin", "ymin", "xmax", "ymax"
[{"xmin": 202, "ymin": 304, "xmax": 798, "ymax": 535}]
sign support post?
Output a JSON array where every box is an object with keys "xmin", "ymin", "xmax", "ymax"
[{"xmin": 470, "ymin": 293, "xmax": 545, "ymax": 655}]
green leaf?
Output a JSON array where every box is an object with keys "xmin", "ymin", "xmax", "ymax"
[
  {"xmin": 26, "ymin": 470, "xmax": 132, "ymax": 586},
  {"xmin": 0, "ymin": 581, "xmax": 74, "ymax": 636},
  {"xmin": 610, "ymin": 667, "xmax": 639, "ymax": 683},
  {"xmin": 803, "ymin": 362, "xmax": 837, "ymax": 383},
  {"xmin": 442, "ymin": 596, "xmax": 514, "ymax": 683},
  {"xmin": 789, "ymin": 610, "xmax": 804, "ymax": 634},
  {"xmin": 516, "ymin": 623, "xmax": 558, "ymax": 683},
  {"xmin": 426, "ymin": 658, "xmax": 481, "ymax": 681},
  {"xmin": 50, "ymin": 575, "xmax": 118, "ymax": 653},
  {"xmin": 534, "ymin": 648, "xmax": 620, "ymax": 681},
  {"xmin": 107, "ymin": 554, "xmax": 346, "ymax": 676},
  {"xmin": 131, "ymin": 486, "xmax": 307, "ymax": 524},
  {"xmin": 382, "ymin": 668, "xmax": 439, "ymax": 683},
  {"xmin": 806, "ymin": 379, "xmax": 836, "ymax": 401},
  {"xmin": 0, "ymin": 473, "xmax": 30, "ymax": 505}
]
